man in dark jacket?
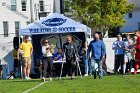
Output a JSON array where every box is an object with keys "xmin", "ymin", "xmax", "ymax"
[{"xmin": 63, "ymin": 36, "xmax": 78, "ymax": 79}]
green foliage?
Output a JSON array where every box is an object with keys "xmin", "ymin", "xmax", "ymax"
[{"xmin": 65, "ymin": 0, "xmax": 134, "ymax": 33}]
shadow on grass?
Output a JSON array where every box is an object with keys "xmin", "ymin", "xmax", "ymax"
[
  {"xmin": 5, "ymin": 79, "xmax": 42, "ymax": 83},
  {"xmin": 1, "ymin": 76, "xmax": 93, "ymax": 83}
]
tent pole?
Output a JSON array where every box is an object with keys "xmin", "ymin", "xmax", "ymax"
[{"xmin": 59, "ymin": 35, "xmax": 62, "ymax": 48}]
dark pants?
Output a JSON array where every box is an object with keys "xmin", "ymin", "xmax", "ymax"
[
  {"xmin": 42, "ymin": 57, "xmax": 53, "ymax": 78},
  {"xmin": 55, "ymin": 63, "xmax": 61, "ymax": 76},
  {"xmin": 66, "ymin": 58, "xmax": 76, "ymax": 77},
  {"xmin": 115, "ymin": 54, "xmax": 124, "ymax": 74},
  {"xmin": 126, "ymin": 59, "xmax": 134, "ymax": 73}
]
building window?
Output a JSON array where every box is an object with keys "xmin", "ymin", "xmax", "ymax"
[
  {"xmin": 11, "ymin": 0, "xmax": 16, "ymax": 11},
  {"xmin": 15, "ymin": 21, "xmax": 20, "ymax": 36},
  {"xmin": 21, "ymin": 0, "xmax": 26, "ymax": 11},
  {"xmin": 128, "ymin": 12, "xmax": 132, "ymax": 18},
  {"xmin": 39, "ymin": 0, "xmax": 44, "ymax": 11},
  {"xmin": 3, "ymin": 21, "xmax": 9, "ymax": 37},
  {"xmin": 138, "ymin": 23, "xmax": 140, "ymax": 30}
]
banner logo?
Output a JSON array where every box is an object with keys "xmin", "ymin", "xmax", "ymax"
[{"xmin": 42, "ymin": 18, "xmax": 67, "ymax": 27}]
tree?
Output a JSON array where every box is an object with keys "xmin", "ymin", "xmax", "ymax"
[{"xmin": 64, "ymin": 0, "xmax": 134, "ymax": 37}]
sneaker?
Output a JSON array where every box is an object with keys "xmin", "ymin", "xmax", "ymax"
[
  {"xmin": 89, "ymin": 73, "xmax": 92, "ymax": 76},
  {"xmin": 42, "ymin": 77, "xmax": 45, "ymax": 82},
  {"xmin": 66, "ymin": 75, "xmax": 69, "ymax": 77},
  {"xmin": 71, "ymin": 76, "xmax": 75, "ymax": 80},
  {"xmin": 27, "ymin": 77, "xmax": 31, "ymax": 80},
  {"xmin": 84, "ymin": 74, "xmax": 88, "ymax": 76},
  {"xmin": 24, "ymin": 76, "xmax": 28, "ymax": 80},
  {"xmin": 9, "ymin": 76, "xmax": 14, "ymax": 79},
  {"xmin": 49, "ymin": 77, "xmax": 52, "ymax": 81}
]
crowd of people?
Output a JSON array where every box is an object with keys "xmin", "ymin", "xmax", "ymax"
[
  {"xmin": 113, "ymin": 30, "xmax": 140, "ymax": 75},
  {"xmin": 1, "ymin": 30, "xmax": 140, "ymax": 81}
]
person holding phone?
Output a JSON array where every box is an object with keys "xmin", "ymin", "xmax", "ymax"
[{"xmin": 41, "ymin": 39, "xmax": 54, "ymax": 81}]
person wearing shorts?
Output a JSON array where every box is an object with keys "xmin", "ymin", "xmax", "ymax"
[
  {"xmin": 17, "ymin": 36, "xmax": 33, "ymax": 79},
  {"xmin": 123, "ymin": 34, "xmax": 133, "ymax": 74}
]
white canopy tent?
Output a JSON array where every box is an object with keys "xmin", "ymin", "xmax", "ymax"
[
  {"xmin": 19, "ymin": 13, "xmax": 91, "ymax": 36},
  {"xmin": 19, "ymin": 13, "xmax": 91, "ymax": 78}
]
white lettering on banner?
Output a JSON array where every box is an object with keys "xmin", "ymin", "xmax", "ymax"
[{"xmin": 29, "ymin": 27, "xmax": 76, "ymax": 34}]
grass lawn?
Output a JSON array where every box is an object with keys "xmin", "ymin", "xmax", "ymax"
[{"xmin": 0, "ymin": 75, "xmax": 140, "ymax": 93}]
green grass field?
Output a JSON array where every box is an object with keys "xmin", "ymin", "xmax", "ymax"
[{"xmin": 0, "ymin": 75, "xmax": 140, "ymax": 93}]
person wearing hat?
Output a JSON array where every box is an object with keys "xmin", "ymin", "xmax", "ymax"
[{"xmin": 17, "ymin": 36, "xmax": 33, "ymax": 79}]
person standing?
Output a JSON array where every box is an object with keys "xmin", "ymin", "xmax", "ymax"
[
  {"xmin": 87, "ymin": 38, "xmax": 93, "ymax": 76},
  {"xmin": 63, "ymin": 36, "xmax": 78, "ymax": 79},
  {"xmin": 81, "ymin": 42, "xmax": 88, "ymax": 76},
  {"xmin": 130, "ymin": 35, "xmax": 138, "ymax": 74},
  {"xmin": 17, "ymin": 36, "xmax": 33, "ymax": 79},
  {"xmin": 134, "ymin": 30, "xmax": 140, "ymax": 75},
  {"xmin": 0, "ymin": 65, "xmax": 3, "ymax": 79},
  {"xmin": 112, "ymin": 34, "xmax": 124, "ymax": 74},
  {"xmin": 123, "ymin": 34, "xmax": 133, "ymax": 74},
  {"xmin": 12, "ymin": 49, "xmax": 21, "ymax": 78},
  {"xmin": 41, "ymin": 39, "xmax": 54, "ymax": 81},
  {"xmin": 87, "ymin": 32, "xmax": 106, "ymax": 79}
]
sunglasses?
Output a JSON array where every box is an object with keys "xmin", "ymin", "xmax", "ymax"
[{"xmin": 45, "ymin": 42, "xmax": 49, "ymax": 43}]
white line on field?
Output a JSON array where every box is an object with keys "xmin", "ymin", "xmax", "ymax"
[{"xmin": 22, "ymin": 81, "xmax": 48, "ymax": 93}]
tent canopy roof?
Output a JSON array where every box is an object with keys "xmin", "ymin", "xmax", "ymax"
[{"xmin": 19, "ymin": 13, "xmax": 91, "ymax": 36}]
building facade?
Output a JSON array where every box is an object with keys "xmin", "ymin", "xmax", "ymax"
[
  {"xmin": 0, "ymin": 0, "xmax": 52, "ymax": 74},
  {"xmin": 120, "ymin": 0, "xmax": 140, "ymax": 33},
  {"xmin": 0, "ymin": 0, "xmax": 51, "ymax": 38}
]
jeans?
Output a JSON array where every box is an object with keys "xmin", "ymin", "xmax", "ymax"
[
  {"xmin": 91, "ymin": 58, "xmax": 103, "ymax": 78},
  {"xmin": 88, "ymin": 57, "xmax": 92, "ymax": 75},
  {"xmin": 42, "ymin": 57, "xmax": 53, "ymax": 78},
  {"xmin": 83, "ymin": 55, "xmax": 88, "ymax": 74}
]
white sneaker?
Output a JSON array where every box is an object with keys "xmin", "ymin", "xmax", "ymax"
[
  {"xmin": 42, "ymin": 77, "xmax": 45, "ymax": 82},
  {"xmin": 24, "ymin": 76, "xmax": 28, "ymax": 80},
  {"xmin": 84, "ymin": 74, "xmax": 88, "ymax": 76},
  {"xmin": 27, "ymin": 77, "xmax": 31, "ymax": 80},
  {"xmin": 49, "ymin": 77, "xmax": 52, "ymax": 81},
  {"xmin": 10, "ymin": 76, "xmax": 14, "ymax": 79}
]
